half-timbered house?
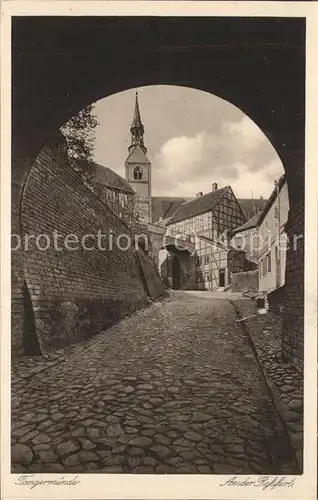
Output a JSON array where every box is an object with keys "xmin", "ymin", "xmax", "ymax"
[{"xmin": 165, "ymin": 184, "xmax": 247, "ymax": 289}]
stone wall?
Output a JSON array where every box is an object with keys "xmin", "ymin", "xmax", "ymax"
[
  {"xmin": 267, "ymin": 285, "xmax": 286, "ymax": 315},
  {"xmin": 12, "ymin": 181, "xmax": 25, "ymax": 356},
  {"xmin": 13, "ymin": 139, "xmax": 164, "ymax": 356},
  {"xmin": 282, "ymin": 205, "xmax": 304, "ymax": 372},
  {"xmin": 147, "ymin": 223, "xmax": 167, "ymax": 269},
  {"xmin": 231, "ymin": 270, "xmax": 259, "ymax": 293},
  {"xmin": 12, "ymin": 158, "xmax": 36, "ymax": 356},
  {"xmin": 136, "ymin": 249, "xmax": 167, "ymax": 300}
]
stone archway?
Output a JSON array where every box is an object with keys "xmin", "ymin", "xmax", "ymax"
[
  {"xmin": 171, "ymin": 256, "xmax": 181, "ymax": 291},
  {"xmin": 22, "ymin": 281, "xmax": 41, "ymax": 356},
  {"xmin": 11, "ymin": 16, "xmax": 305, "ymax": 369}
]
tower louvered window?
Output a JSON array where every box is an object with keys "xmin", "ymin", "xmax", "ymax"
[{"xmin": 133, "ymin": 166, "xmax": 143, "ymax": 180}]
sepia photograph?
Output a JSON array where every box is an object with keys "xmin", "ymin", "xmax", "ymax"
[{"xmin": 1, "ymin": 2, "xmax": 317, "ymax": 499}]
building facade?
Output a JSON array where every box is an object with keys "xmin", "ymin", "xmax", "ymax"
[
  {"xmin": 152, "ymin": 196, "xmax": 266, "ymax": 224},
  {"xmin": 165, "ymin": 184, "xmax": 247, "ymax": 290},
  {"xmin": 231, "ymin": 211, "xmax": 262, "ymax": 263},
  {"xmin": 230, "ymin": 174, "xmax": 290, "ymax": 296},
  {"xmin": 257, "ymin": 175, "xmax": 289, "ymax": 293},
  {"xmin": 84, "ymin": 162, "xmax": 138, "ymax": 229},
  {"xmin": 125, "ymin": 92, "xmax": 152, "ymax": 224}
]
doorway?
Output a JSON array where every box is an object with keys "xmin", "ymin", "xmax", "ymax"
[
  {"xmin": 171, "ymin": 256, "xmax": 181, "ymax": 290},
  {"xmin": 219, "ymin": 269, "xmax": 225, "ymax": 287}
]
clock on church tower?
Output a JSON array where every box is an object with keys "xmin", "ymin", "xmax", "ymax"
[{"xmin": 125, "ymin": 92, "xmax": 152, "ymax": 224}]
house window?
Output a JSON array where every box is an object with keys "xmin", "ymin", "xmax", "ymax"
[
  {"xmin": 267, "ymin": 252, "xmax": 272, "ymax": 273},
  {"xmin": 275, "ymin": 246, "xmax": 279, "ymax": 265},
  {"xmin": 235, "ymin": 236, "xmax": 243, "ymax": 250},
  {"xmin": 265, "ymin": 258, "xmax": 268, "ymax": 275},
  {"xmin": 262, "ymin": 259, "xmax": 266, "ymax": 276},
  {"xmin": 195, "ymin": 256, "xmax": 203, "ymax": 266},
  {"xmin": 204, "ymin": 255, "xmax": 210, "ymax": 265},
  {"xmin": 133, "ymin": 166, "xmax": 143, "ymax": 180}
]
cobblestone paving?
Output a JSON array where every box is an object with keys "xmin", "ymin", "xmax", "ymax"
[
  {"xmin": 232, "ymin": 300, "xmax": 303, "ymax": 470},
  {"xmin": 11, "ymin": 291, "xmax": 299, "ymax": 474}
]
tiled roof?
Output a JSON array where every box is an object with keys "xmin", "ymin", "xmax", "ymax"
[
  {"xmin": 166, "ymin": 186, "xmax": 229, "ymax": 225},
  {"xmin": 156, "ymin": 216, "xmax": 172, "ymax": 227},
  {"xmin": 232, "ymin": 175, "xmax": 286, "ymax": 233},
  {"xmin": 258, "ymin": 174, "xmax": 286, "ymax": 226},
  {"xmin": 126, "ymin": 144, "xmax": 150, "ymax": 164},
  {"xmin": 151, "ymin": 197, "xmax": 190, "ymax": 223},
  {"xmin": 232, "ymin": 212, "xmax": 262, "ymax": 234},
  {"xmin": 238, "ymin": 198, "xmax": 267, "ymax": 220},
  {"xmin": 86, "ymin": 162, "xmax": 134, "ymax": 193}
]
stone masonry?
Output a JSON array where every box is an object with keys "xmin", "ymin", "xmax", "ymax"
[
  {"xmin": 12, "ymin": 138, "xmax": 164, "ymax": 357},
  {"xmin": 282, "ymin": 204, "xmax": 304, "ymax": 372},
  {"xmin": 11, "ymin": 292, "xmax": 300, "ymax": 475}
]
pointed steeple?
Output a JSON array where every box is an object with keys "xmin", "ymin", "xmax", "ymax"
[
  {"xmin": 132, "ymin": 91, "xmax": 142, "ymax": 128},
  {"xmin": 129, "ymin": 91, "xmax": 147, "ymax": 153}
]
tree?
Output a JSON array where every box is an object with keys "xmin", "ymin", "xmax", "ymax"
[{"xmin": 60, "ymin": 104, "xmax": 98, "ymax": 173}]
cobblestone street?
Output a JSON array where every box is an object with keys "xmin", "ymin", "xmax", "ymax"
[{"xmin": 11, "ymin": 291, "xmax": 299, "ymax": 474}]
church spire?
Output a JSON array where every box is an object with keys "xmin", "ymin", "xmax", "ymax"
[
  {"xmin": 132, "ymin": 91, "xmax": 142, "ymax": 128},
  {"xmin": 129, "ymin": 91, "xmax": 147, "ymax": 153}
]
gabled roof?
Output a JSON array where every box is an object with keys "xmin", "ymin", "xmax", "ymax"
[
  {"xmin": 166, "ymin": 186, "xmax": 229, "ymax": 225},
  {"xmin": 156, "ymin": 216, "xmax": 172, "ymax": 227},
  {"xmin": 86, "ymin": 162, "xmax": 134, "ymax": 193},
  {"xmin": 232, "ymin": 174, "xmax": 286, "ymax": 233},
  {"xmin": 126, "ymin": 144, "xmax": 150, "ymax": 164},
  {"xmin": 232, "ymin": 211, "xmax": 262, "ymax": 234},
  {"xmin": 238, "ymin": 198, "xmax": 267, "ymax": 220},
  {"xmin": 257, "ymin": 174, "xmax": 286, "ymax": 226},
  {"xmin": 151, "ymin": 197, "xmax": 190, "ymax": 223}
]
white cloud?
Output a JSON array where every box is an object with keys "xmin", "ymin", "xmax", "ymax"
[
  {"xmin": 92, "ymin": 85, "xmax": 284, "ymax": 200},
  {"xmin": 229, "ymin": 158, "xmax": 283, "ymax": 198},
  {"xmin": 154, "ymin": 131, "xmax": 219, "ymax": 179},
  {"xmin": 152, "ymin": 117, "xmax": 284, "ymax": 199},
  {"xmin": 223, "ymin": 115, "xmax": 266, "ymax": 151}
]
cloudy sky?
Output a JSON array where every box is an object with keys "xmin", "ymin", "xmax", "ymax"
[{"xmin": 93, "ymin": 85, "xmax": 284, "ymax": 199}]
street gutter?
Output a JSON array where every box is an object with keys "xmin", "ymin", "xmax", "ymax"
[{"xmin": 229, "ymin": 300, "xmax": 301, "ymax": 473}]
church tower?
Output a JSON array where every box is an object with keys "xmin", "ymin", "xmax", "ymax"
[{"xmin": 125, "ymin": 92, "xmax": 152, "ymax": 223}]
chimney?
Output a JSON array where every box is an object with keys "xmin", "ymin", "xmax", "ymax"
[
  {"xmin": 196, "ymin": 192, "xmax": 203, "ymax": 198},
  {"xmin": 212, "ymin": 183, "xmax": 218, "ymax": 192}
]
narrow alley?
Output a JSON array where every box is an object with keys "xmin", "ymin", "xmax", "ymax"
[{"xmin": 11, "ymin": 292, "xmax": 298, "ymax": 474}]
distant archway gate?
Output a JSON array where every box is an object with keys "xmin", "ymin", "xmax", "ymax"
[{"xmin": 12, "ymin": 17, "xmax": 305, "ymax": 370}]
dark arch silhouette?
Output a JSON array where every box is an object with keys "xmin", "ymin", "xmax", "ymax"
[
  {"xmin": 13, "ymin": 17, "xmax": 305, "ymax": 202},
  {"xmin": 22, "ymin": 281, "xmax": 41, "ymax": 356},
  {"xmin": 171, "ymin": 255, "xmax": 181, "ymax": 290},
  {"xmin": 11, "ymin": 16, "xmax": 305, "ymax": 369}
]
